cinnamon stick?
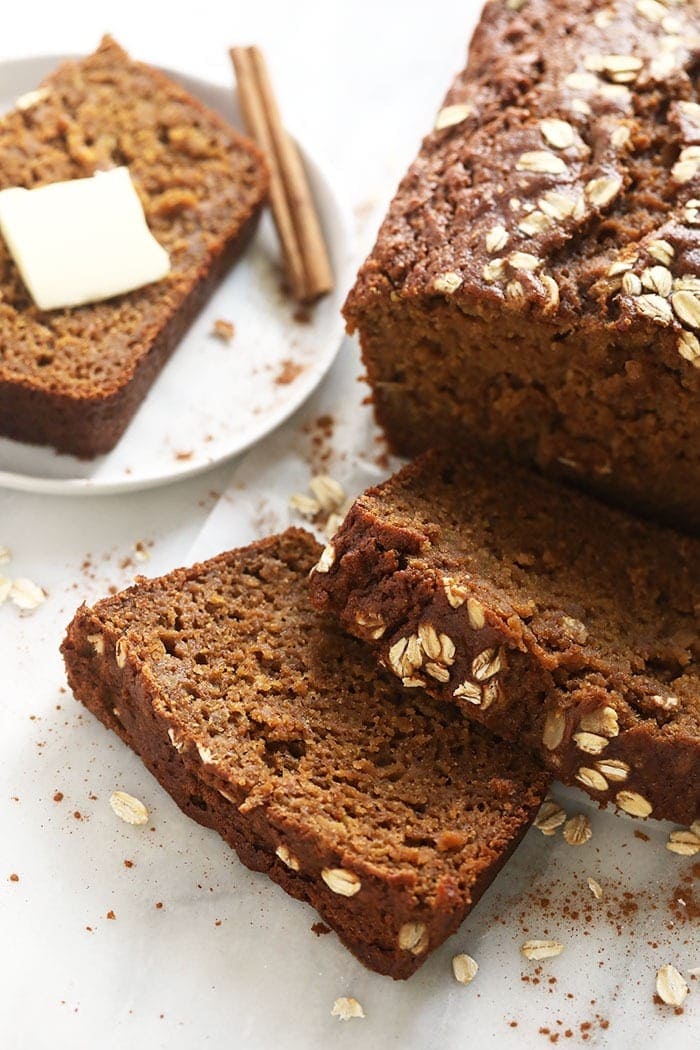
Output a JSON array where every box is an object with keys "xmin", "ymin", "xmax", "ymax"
[{"xmin": 230, "ymin": 46, "xmax": 334, "ymax": 304}]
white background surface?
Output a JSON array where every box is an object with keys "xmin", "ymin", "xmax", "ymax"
[{"xmin": 1, "ymin": 3, "xmax": 698, "ymax": 1049}]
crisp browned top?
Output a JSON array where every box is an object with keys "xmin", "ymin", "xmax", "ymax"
[
  {"xmin": 0, "ymin": 36, "xmax": 267, "ymax": 398},
  {"xmin": 348, "ymin": 0, "xmax": 700, "ymax": 363}
]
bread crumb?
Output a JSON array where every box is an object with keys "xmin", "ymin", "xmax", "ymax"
[
  {"xmin": 331, "ymin": 997, "xmax": 365, "ymax": 1020},
  {"xmin": 211, "ymin": 318, "xmax": 235, "ymax": 342}
]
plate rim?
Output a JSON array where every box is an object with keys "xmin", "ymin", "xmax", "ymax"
[{"xmin": 0, "ymin": 53, "xmax": 352, "ymax": 496}]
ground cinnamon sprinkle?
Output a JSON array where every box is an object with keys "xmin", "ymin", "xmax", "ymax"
[
  {"xmin": 274, "ymin": 359, "xmax": 304, "ymax": 385},
  {"xmin": 9, "ymin": 873, "xmax": 19, "ymax": 882},
  {"xmin": 53, "ymin": 791, "xmax": 63, "ymax": 802}
]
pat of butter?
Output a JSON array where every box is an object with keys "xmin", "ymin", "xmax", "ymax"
[{"xmin": 0, "ymin": 166, "xmax": 170, "ymax": 311}]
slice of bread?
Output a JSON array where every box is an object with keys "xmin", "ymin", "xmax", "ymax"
[
  {"xmin": 61, "ymin": 528, "xmax": 548, "ymax": 979},
  {"xmin": 0, "ymin": 36, "xmax": 268, "ymax": 457},
  {"xmin": 310, "ymin": 452, "xmax": 700, "ymax": 825}
]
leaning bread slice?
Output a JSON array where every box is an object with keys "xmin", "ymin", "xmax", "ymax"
[
  {"xmin": 61, "ymin": 528, "xmax": 548, "ymax": 979},
  {"xmin": 0, "ymin": 35, "xmax": 268, "ymax": 457},
  {"xmin": 310, "ymin": 453, "xmax": 700, "ymax": 826}
]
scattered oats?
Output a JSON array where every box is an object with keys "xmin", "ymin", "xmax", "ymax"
[
  {"xmin": 636, "ymin": 0, "xmax": 667, "ymax": 21},
  {"xmin": 608, "ymin": 257, "xmax": 634, "ymax": 278},
  {"xmin": 509, "ymin": 197, "xmax": 522, "ymax": 212},
  {"xmin": 641, "ymin": 265, "xmax": 673, "ymax": 297},
  {"xmin": 196, "ymin": 744, "xmax": 214, "ymax": 764},
  {"xmin": 635, "ymin": 294, "xmax": 674, "ymax": 323},
  {"xmin": 109, "ymin": 790, "xmax": 149, "ymax": 826},
  {"xmin": 647, "ymin": 239, "xmax": 674, "ymax": 266},
  {"xmin": 486, "ymin": 225, "xmax": 509, "ymax": 253},
  {"xmin": 651, "ymin": 52, "xmax": 679, "ymax": 80},
  {"xmin": 573, "ymin": 731, "xmax": 610, "ymax": 755},
  {"xmin": 435, "ymin": 103, "xmax": 474, "ymax": 131},
  {"xmin": 483, "ymin": 258, "xmax": 506, "ymax": 283},
  {"xmin": 683, "ymin": 200, "xmax": 700, "ymax": 225},
  {"xmin": 651, "ymin": 693, "xmax": 680, "ymax": 716},
  {"xmin": 331, "ymin": 997, "xmax": 365, "ymax": 1021},
  {"xmin": 672, "ymin": 290, "xmax": 700, "ymax": 329},
  {"xmin": 453, "ymin": 679, "xmax": 483, "ymax": 704},
  {"xmin": 324, "ymin": 512, "xmax": 344, "ymax": 539},
  {"xmin": 616, "ymin": 790, "xmax": 652, "ymax": 818},
  {"xmin": 312, "ymin": 543, "xmax": 335, "ymax": 574},
  {"xmin": 425, "ymin": 662, "xmax": 451, "ymax": 683},
  {"xmin": 565, "ymin": 71, "xmax": 599, "ymax": 91},
  {"xmin": 518, "ymin": 210, "xmax": 554, "ymax": 235},
  {"xmin": 439, "ymin": 634, "xmax": 456, "ymax": 665},
  {"xmin": 418, "ymin": 622, "xmax": 441, "ymax": 661},
  {"xmin": 309, "ymin": 474, "xmax": 345, "ymax": 512},
  {"xmin": 87, "ymin": 633, "xmax": 105, "ymax": 656},
  {"xmin": 576, "ymin": 766, "xmax": 609, "ymax": 792},
  {"xmin": 433, "ymin": 271, "xmax": 463, "ymax": 295},
  {"xmin": 405, "ymin": 634, "xmax": 423, "ymax": 670},
  {"xmin": 595, "ymin": 758, "xmax": 630, "ymax": 783},
  {"xmin": 321, "ymin": 868, "xmax": 361, "ymax": 897},
  {"xmin": 672, "ymin": 156, "xmax": 700, "ymax": 184},
  {"xmin": 472, "ymin": 647, "xmax": 503, "ymax": 681},
  {"xmin": 355, "ymin": 611, "xmax": 386, "ymax": 640},
  {"xmin": 541, "ymin": 118, "xmax": 576, "ymax": 150},
  {"xmin": 585, "ymin": 175, "xmax": 622, "ymax": 208},
  {"xmin": 666, "ymin": 829, "xmax": 700, "ymax": 856},
  {"xmin": 571, "ymin": 97, "xmax": 592, "ymax": 116},
  {"xmin": 276, "ymin": 844, "xmax": 300, "ymax": 870},
  {"xmin": 690, "ymin": 820, "xmax": 700, "ymax": 839},
  {"xmin": 0, "ymin": 577, "xmax": 11, "ymax": 607},
  {"xmin": 678, "ymin": 101, "xmax": 700, "ymax": 126},
  {"xmin": 674, "ymin": 275, "xmax": 700, "ymax": 293},
  {"xmin": 505, "ymin": 0, "xmax": 528, "ymax": 9},
  {"xmin": 115, "ymin": 637, "xmax": 128, "ymax": 669},
  {"xmin": 534, "ymin": 800, "xmax": 567, "ymax": 835},
  {"xmin": 542, "ymin": 708, "xmax": 565, "ymax": 750},
  {"xmin": 481, "ymin": 678, "xmax": 501, "ymax": 710},
  {"xmin": 9, "ymin": 578, "xmax": 46, "ymax": 611},
  {"xmin": 452, "ymin": 953, "xmax": 479, "ymax": 984},
  {"xmin": 521, "ymin": 939, "xmax": 564, "ymax": 961},
  {"xmin": 15, "ymin": 87, "xmax": 50, "ymax": 111},
  {"xmin": 509, "ymin": 251, "xmax": 541, "ymax": 271},
  {"xmin": 579, "ymin": 705, "xmax": 619, "ymax": 737},
  {"xmin": 506, "ymin": 279, "xmax": 525, "ymax": 305},
  {"xmin": 0, "ymin": 546, "xmax": 10, "ymax": 565},
  {"xmin": 622, "ymin": 272, "xmax": 643, "ymax": 296},
  {"xmin": 399, "ymin": 922, "xmax": 429, "ymax": 954},
  {"xmin": 289, "ymin": 491, "xmax": 321, "ymax": 516},
  {"xmin": 541, "ymin": 275, "xmax": 560, "ymax": 311},
  {"xmin": 597, "ymin": 83, "xmax": 632, "ymax": 105},
  {"xmin": 443, "ymin": 576, "xmax": 469, "ymax": 608},
  {"xmin": 211, "ymin": 318, "xmax": 235, "ymax": 342},
  {"xmin": 661, "ymin": 15, "xmax": 681, "ymax": 34},
  {"xmin": 539, "ymin": 191, "xmax": 577, "ymax": 220},
  {"xmin": 167, "ymin": 728, "xmax": 184, "ymax": 753},
  {"xmin": 516, "ymin": 150, "xmax": 567, "ymax": 175},
  {"xmin": 402, "ymin": 675, "xmax": 426, "ymax": 688},
  {"xmin": 388, "ymin": 637, "xmax": 409, "ymax": 677},
  {"xmin": 572, "ymin": 194, "xmax": 588, "ymax": 221},
  {"xmin": 561, "ymin": 616, "xmax": 588, "ymax": 643},
  {"xmin": 466, "ymin": 597, "xmax": 486, "ymax": 629},
  {"xmin": 563, "ymin": 813, "xmax": 592, "ymax": 846},
  {"xmin": 597, "ymin": 54, "xmax": 644, "ymax": 83},
  {"xmin": 656, "ymin": 964, "xmax": 689, "ymax": 1007},
  {"xmin": 587, "ymin": 876, "xmax": 604, "ymax": 900},
  {"xmin": 611, "ymin": 124, "xmax": 631, "ymax": 149}
]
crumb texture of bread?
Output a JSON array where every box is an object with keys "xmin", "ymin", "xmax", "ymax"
[
  {"xmin": 345, "ymin": 0, "xmax": 700, "ymax": 529},
  {"xmin": 0, "ymin": 36, "xmax": 268, "ymax": 457},
  {"xmin": 311, "ymin": 455, "xmax": 700, "ymax": 825},
  {"xmin": 61, "ymin": 528, "xmax": 548, "ymax": 979}
]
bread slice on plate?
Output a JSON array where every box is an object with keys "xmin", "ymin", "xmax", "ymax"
[
  {"xmin": 0, "ymin": 36, "xmax": 268, "ymax": 457},
  {"xmin": 61, "ymin": 528, "xmax": 548, "ymax": 979},
  {"xmin": 310, "ymin": 452, "xmax": 700, "ymax": 826}
]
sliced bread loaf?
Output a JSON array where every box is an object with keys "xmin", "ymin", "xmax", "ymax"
[
  {"xmin": 311, "ymin": 454, "xmax": 700, "ymax": 825},
  {"xmin": 62, "ymin": 528, "xmax": 548, "ymax": 978}
]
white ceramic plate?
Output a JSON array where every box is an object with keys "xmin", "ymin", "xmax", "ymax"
[{"xmin": 0, "ymin": 55, "xmax": 351, "ymax": 495}]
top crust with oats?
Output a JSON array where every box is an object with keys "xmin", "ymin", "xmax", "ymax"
[
  {"xmin": 61, "ymin": 528, "xmax": 547, "ymax": 980},
  {"xmin": 344, "ymin": 0, "xmax": 700, "ymax": 530},
  {"xmin": 0, "ymin": 36, "xmax": 268, "ymax": 458},
  {"xmin": 310, "ymin": 452, "xmax": 700, "ymax": 826}
]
